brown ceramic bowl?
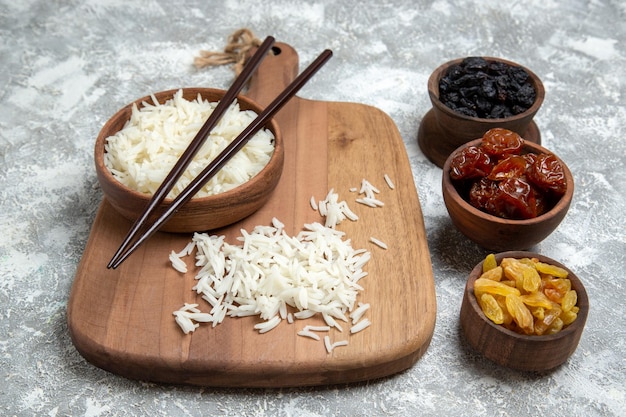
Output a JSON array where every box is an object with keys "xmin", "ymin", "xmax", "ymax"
[
  {"xmin": 442, "ymin": 138, "xmax": 573, "ymax": 251},
  {"xmin": 94, "ymin": 88, "xmax": 284, "ymax": 233},
  {"xmin": 460, "ymin": 251, "xmax": 589, "ymax": 372},
  {"xmin": 418, "ymin": 56, "xmax": 545, "ymax": 167}
]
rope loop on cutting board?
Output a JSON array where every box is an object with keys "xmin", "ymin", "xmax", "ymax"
[{"xmin": 194, "ymin": 28, "xmax": 264, "ymax": 75}]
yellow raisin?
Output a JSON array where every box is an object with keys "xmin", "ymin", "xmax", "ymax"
[
  {"xmin": 534, "ymin": 305, "xmax": 560, "ymax": 335},
  {"xmin": 544, "ymin": 288, "xmax": 564, "ymax": 303},
  {"xmin": 561, "ymin": 290, "xmax": 578, "ymax": 312},
  {"xmin": 518, "ymin": 258, "xmax": 535, "ymax": 267},
  {"xmin": 534, "ymin": 318, "xmax": 548, "ymax": 335},
  {"xmin": 544, "ymin": 304, "xmax": 562, "ymax": 324},
  {"xmin": 560, "ymin": 309, "xmax": 578, "ymax": 326},
  {"xmin": 479, "ymin": 266, "xmax": 503, "ymax": 281},
  {"xmin": 478, "ymin": 293, "xmax": 504, "ymax": 324},
  {"xmin": 545, "ymin": 317, "xmax": 564, "ymax": 335},
  {"xmin": 535, "ymin": 261, "xmax": 569, "ymax": 278},
  {"xmin": 544, "ymin": 277, "xmax": 571, "ymax": 293},
  {"xmin": 522, "ymin": 266, "xmax": 542, "ymax": 293},
  {"xmin": 501, "ymin": 258, "xmax": 524, "ymax": 282},
  {"xmin": 505, "ymin": 294, "xmax": 534, "ymax": 334},
  {"xmin": 474, "ymin": 278, "xmax": 521, "ymax": 297},
  {"xmin": 520, "ymin": 291, "xmax": 553, "ymax": 309},
  {"xmin": 501, "ymin": 258, "xmax": 539, "ymax": 293},
  {"xmin": 483, "ymin": 253, "xmax": 498, "ymax": 273},
  {"xmin": 474, "ymin": 257, "xmax": 578, "ymax": 335},
  {"xmin": 495, "ymin": 295, "xmax": 514, "ymax": 325},
  {"xmin": 543, "ymin": 278, "xmax": 571, "ymax": 303},
  {"xmin": 530, "ymin": 306, "xmax": 545, "ymax": 320}
]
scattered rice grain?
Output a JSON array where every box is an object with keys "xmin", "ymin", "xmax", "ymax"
[
  {"xmin": 350, "ymin": 318, "xmax": 371, "ymax": 334},
  {"xmin": 350, "ymin": 302, "xmax": 371, "ymax": 324},
  {"xmin": 383, "ymin": 174, "xmax": 395, "ymax": 190},
  {"xmin": 324, "ymin": 335, "xmax": 349, "ymax": 353},
  {"xmin": 370, "ymin": 237, "xmax": 388, "ymax": 249}
]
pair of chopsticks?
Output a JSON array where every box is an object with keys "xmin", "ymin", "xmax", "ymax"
[{"xmin": 107, "ymin": 38, "xmax": 333, "ymax": 269}]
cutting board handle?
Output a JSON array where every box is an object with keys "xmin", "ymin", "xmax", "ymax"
[{"xmin": 247, "ymin": 42, "xmax": 300, "ymax": 107}]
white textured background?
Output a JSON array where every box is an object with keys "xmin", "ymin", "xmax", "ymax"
[{"xmin": 0, "ymin": 0, "xmax": 624, "ymax": 416}]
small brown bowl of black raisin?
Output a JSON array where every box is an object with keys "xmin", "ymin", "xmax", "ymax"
[
  {"xmin": 442, "ymin": 128, "xmax": 573, "ymax": 252},
  {"xmin": 418, "ymin": 56, "xmax": 545, "ymax": 168}
]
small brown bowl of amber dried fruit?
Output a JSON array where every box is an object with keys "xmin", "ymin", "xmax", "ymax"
[
  {"xmin": 460, "ymin": 252, "xmax": 589, "ymax": 372},
  {"xmin": 418, "ymin": 56, "xmax": 545, "ymax": 167},
  {"xmin": 442, "ymin": 128, "xmax": 574, "ymax": 252}
]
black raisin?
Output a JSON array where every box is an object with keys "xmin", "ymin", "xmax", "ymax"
[
  {"xmin": 437, "ymin": 58, "xmax": 537, "ymax": 119},
  {"xmin": 488, "ymin": 61, "xmax": 509, "ymax": 75},
  {"xmin": 490, "ymin": 104, "xmax": 507, "ymax": 118},
  {"xmin": 475, "ymin": 97, "xmax": 493, "ymax": 117},
  {"xmin": 481, "ymin": 79, "xmax": 497, "ymax": 99},
  {"xmin": 462, "ymin": 57, "xmax": 489, "ymax": 72}
]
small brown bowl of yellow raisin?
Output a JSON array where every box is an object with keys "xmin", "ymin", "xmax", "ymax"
[{"xmin": 460, "ymin": 251, "xmax": 589, "ymax": 372}]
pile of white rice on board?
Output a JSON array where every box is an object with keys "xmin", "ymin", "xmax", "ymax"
[
  {"xmin": 104, "ymin": 89, "xmax": 275, "ymax": 199},
  {"xmin": 171, "ymin": 218, "xmax": 371, "ymax": 335},
  {"xmin": 171, "ymin": 176, "xmax": 396, "ymax": 352}
]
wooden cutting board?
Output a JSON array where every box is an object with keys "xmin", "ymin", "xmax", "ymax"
[{"xmin": 67, "ymin": 42, "xmax": 437, "ymax": 388}]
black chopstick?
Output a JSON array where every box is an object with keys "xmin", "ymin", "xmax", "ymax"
[
  {"xmin": 109, "ymin": 48, "xmax": 333, "ymax": 269},
  {"xmin": 107, "ymin": 36, "xmax": 276, "ymax": 269}
]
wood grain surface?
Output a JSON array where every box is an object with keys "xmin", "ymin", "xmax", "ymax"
[{"xmin": 67, "ymin": 42, "xmax": 437, "ymax": 387}]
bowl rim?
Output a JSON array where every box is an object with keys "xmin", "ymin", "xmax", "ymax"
[
  {"xmin": 465, "ymin": 250, "xmax": 589, "ymax": 341},
  {"xmin": 442, "ymin": 138, "xmax": 574, "ymax": 225},
  {"xmin": 94, "ymin": 87, "xmax": 283, "ymax": 207},
  {"xmin": 428, "ymin": 56, "xmax": 546, "ymax": 123}
]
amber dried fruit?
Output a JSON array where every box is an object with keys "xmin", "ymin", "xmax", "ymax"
[
  {"xmin": 527, "ymin": 153, "xmax": 567, "ymax": 196},
  {"xmin": 450, "ymin": 128, "xmax": 565, "ymax": 220},
  {"xmin": 488, "ymin": 155, "xmax": 528, "ymax": 181},
  {"xmin": 449, "ymin": 145, "xmax": 493, "ymax": 180},
  {"xmin": 469, "ymin": 178, "xmax": 499, "ymax": 212},
  {"xmin": 481, "ymin": 128, "xmax": 523, "ymax": 157},
  {"xmin": 495, "ymin": 177, "xmax": 539, "ymax": 219}
]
